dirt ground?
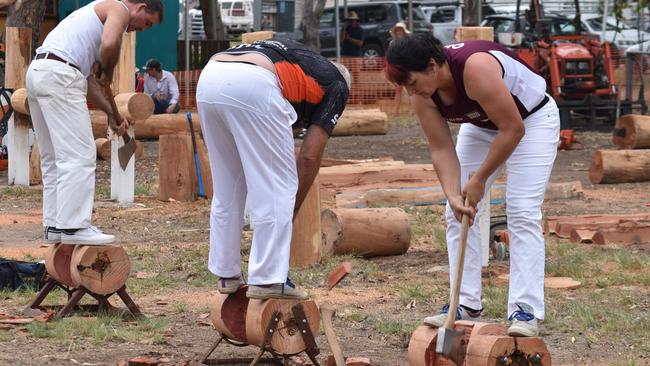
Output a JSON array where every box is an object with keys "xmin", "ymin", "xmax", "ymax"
[{"xmin": 0, "ymin": 116, "xmax": 649, "ymax": 366}]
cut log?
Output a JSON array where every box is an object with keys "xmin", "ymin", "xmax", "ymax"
[
  {"xmin": 321, "ymin": 208, "xmax": 411, "ymax": 257},
  {"xmin": 69, "ymin": 245, "xmax": 130, "ymax": 295},
  {"xmin": 570, "ymin": 229, "xmax": 596, "ymax": 244},
  {"xmin": 211, "ymin": 286, "xmax": 250, "ymax": 343},
  {"xmin": 158, "ymin": 133, "xmax": 196, "ymax": 202},
  {"xmin": 241, "ymin": 30, "xmax": 274, "ymax": 43},
  {"xmin": 612, "ymin": 114, "xmax": 650, "ymax": 149},
  {"xmin": 553, "ymin": 213, "xmax": 650, "ymax": 238},
  {"xmin": 29, "ymin": 140, "xmax": 41, "ymax": 185},
  {"xmin": 245, "ymin": 298, "xmax": 320, "ymax": 355},
  {"xmin": 589, "ymin": 149, "xmax": 650, "ymax": 184},
  {"xmin": 544, "ymin": 180, "xmax": 583, "ymax": 200},
  {"xmin": 455, "ymin": 26, "xmax": 494, "ymax": 42},
  {"xmin": 408, "ymin": 321, "xmax": 509, "ymax": 366},
  {"xmin": 499, "ymin": 274, "xmax": 581, "ymax": 290},
  {"xmin": 95, "ymin": 137, "xmax": 143, "ymax": 161},
  {"xmin": 592, "ymin": 221, "xmax": 650, "ymax": 245},
  {"xmin": 332, "ymin": 109, "xmax": 388, "ymax": 136},
  {"xmin": 10, "ymin": 87, "xmax": 29, "ymax": 115},
  {"xmin": 44, "ymin": 244, "xmax": 77, "ymax": 288},
  {"xmin": 114, "ymin": 93, "xmax": 154, "ymax": 121},
  {"xmin": 320, "ymin": 163, "xmax": 437, "ymax": 191},
  {"xmin": 90, "ymin": 110, "xmax": 201, "ymax": 140},
  {"xmin": 290, "ymin": 176, "xmax": 322, "ymax": 268}
]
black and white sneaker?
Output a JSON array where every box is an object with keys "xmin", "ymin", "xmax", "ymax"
[
  {"xmin": 44, "ymin": 226, "xmax": 62, "ymax": 244},
  {"xmin": 61, "ymin": 226, "xmax": 116, "ymax": 245}
]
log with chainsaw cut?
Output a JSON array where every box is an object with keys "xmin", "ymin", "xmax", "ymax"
[
  {"xmin": 612, "ymin": 115, "xmax": 650, "ymax": 149},
  {"xmin": 589, "ymin": 149, "xmax": 650, "ymax": 184}
]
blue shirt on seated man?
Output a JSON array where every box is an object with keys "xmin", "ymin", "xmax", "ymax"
[{"xmin": 142, "ymin": 59, "xmax": 180, "ymax": 114}]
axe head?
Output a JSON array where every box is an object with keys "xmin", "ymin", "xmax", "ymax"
[
  {"xmin": 118, "ymin": 134, "xmax": 136, "ymax": 170},
  {"xmin": 436, "ymin": 326, "xmax": 466, "ymax": 365}
]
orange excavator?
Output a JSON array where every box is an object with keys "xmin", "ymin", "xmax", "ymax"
[{"xmin": 510, "ymin": 0, "xmax": 642, "ymax": 128}]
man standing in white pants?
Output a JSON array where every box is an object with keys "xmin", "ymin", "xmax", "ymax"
[
  {"xmin": 385, "ymin": 34, "xmax": 560, "ymax": 337},
  {"xmin": 26, "ymin": 0, "xmax": 163, "ymax": 245},
  {"xmin": 197, "ymin": 38, "xmax": 350, "ymax": 300}
]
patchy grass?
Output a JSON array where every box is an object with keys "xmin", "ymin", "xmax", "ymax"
[
  {"xmin": 0, "ymin": 186, "xmax": 41, "ymax": 200},
  {"xmin": 398, "ymin": 284, "xmax": 432, "ymax": 306},
  {"xmin": 24, "ymin": 315, "xmax": 169, "ymax": 344}
]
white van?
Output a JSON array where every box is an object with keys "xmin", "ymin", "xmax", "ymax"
[{"xmin": 220, "ymin": 0, "xmax": 254, "ymax": 34}]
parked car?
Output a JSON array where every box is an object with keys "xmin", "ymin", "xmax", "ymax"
[
  {"xmin": 278, "ymin": 1, "xmax": 433, "ymax": 59},
  {"xmin": 573, "ymin": 14, "xmax": 650, "ymax": 51},
  {"xmin": 220, "ymin": 0, "xmax": 254, "ymax": 34},
  {"xmin": 420, "ymin": 1, "xmax": 462, "ymax": 45},
  {"xmin": 481, "ymin": 13, "xmax": 579, "ymax": 46}
]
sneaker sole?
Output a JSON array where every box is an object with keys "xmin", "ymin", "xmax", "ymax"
[
  {"xmin": 61, "ymin": 238, "xmax": 117, "ymax": 245},
  {"xmin": 246, "ymin": 292, "xmax": 309, "ymax": 300},
  {"xmin": 217, "ymin": 286, "xmax": 243, "ymax": 294},
  {"xmin": 507, "ymin": 326, "xmax": 538, "ymax": 337},
  {"xmin": 44, "ymin": 238, "xmax": 61, "ymax": 244},
  {"xmin": 423, "ymin": 316, "xmax": 481, "ymax": 328}
]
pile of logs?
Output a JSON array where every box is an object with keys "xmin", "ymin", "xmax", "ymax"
[
  {"xmin": 544, "ymin": 213, "xmax": 650, "ymax": 245},
  {"xmin": 590, "ymin": 115, "xmax": 650, "ymax": 184}
]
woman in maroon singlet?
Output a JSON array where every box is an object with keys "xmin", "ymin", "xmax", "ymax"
[{"xmin": 385, "ymin": 33, "xmax": 560, "ymax": 337}]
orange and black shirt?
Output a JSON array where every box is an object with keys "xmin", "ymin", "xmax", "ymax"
[{"xmin": 221, "ymin": 38, "xmax": 349, "ymax": 136}]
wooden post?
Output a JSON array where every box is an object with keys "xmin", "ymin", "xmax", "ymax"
[
  {"xmin": 29, "ymin": 137, "xmax": 41, "ymax": 185},
  {"xmin": 290, "ymin": 175, "xmax": 322, "ymax": 268},
  {"xmin": 455, "ymin": 26, "xmax": 494, "ymax": 41},
  {"xmin": 158, "ymin": 133, "xmax": 196, "ymax": 201},
  {"xmin": 5, "ymin": 27, "xmax": 32, "ymax": 187},
  {"xmin": 110, "ymin": 32, "xmax": 136, "ymax": 202},
  {"xmin": 480, "ymin": 190, "xmax": 491, "ymax": 267}
]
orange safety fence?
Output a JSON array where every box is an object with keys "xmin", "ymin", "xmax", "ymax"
[{"xmin": 173, "ymin": 57, "xmax": 413, "ymax": 116}]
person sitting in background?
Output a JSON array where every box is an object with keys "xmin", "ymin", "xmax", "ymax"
[
  {"xmin": 389, "ymin": 22, "xmax": 411, "ymax": 43},
  {"xmin": 142, "ymin": 58, "xmax": 180, "ymax": 114},
  {"xmin": 341, "ymin": 11, "xmax": 364, "ymax": 57}
]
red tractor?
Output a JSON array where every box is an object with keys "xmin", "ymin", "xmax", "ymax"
[{"xmin": 510, "ymin": 0, "xmax": 637, "ymax": 128}]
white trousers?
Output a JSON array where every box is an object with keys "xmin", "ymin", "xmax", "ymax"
[
  {"xmin": 26, "ymin": 59, "xmax": 95, "ymax": 229},
  {"xmin": 197, "ymin": 61, "xmax": 298, "ymax": 285},
  {"xmin": 445, "ymin": 97, "xmax": 560, "ymax": 320}
]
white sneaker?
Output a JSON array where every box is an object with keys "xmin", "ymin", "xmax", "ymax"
[
  {"xmin": 507, "ymin": 303, "xmax": 539, "ymax": 337},
  {"xmin": 423, "ymin": 304, "xmax": 482, "ymax": 327},
  {"xmin": 44, "ymin": 226, "xmax": 61, "ymax": 244},
  {"xmin": 60, "ymin": 226, "xmax": 116, "ymax": 245}
]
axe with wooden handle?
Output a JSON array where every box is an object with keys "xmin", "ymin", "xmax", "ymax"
[
  {"xmin": 103, "ymin": 83, "xmax": 136, "ymax": 171},
  {"xmin": 321, "ymin": 303, "xmax": 346, "ymax": 366}
]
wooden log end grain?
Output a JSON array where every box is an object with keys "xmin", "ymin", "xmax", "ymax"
[
  {"xmin": 245, "ymin": 299, "xmax": 320, "ymax": 355},
  {"xmin": 211, "ymin": 286, "xmax": 250, "ymax": 343},
  {"xmin": 588, "ymin": 150, "xmax": 604, "ymax": 184},
  {"xmin": 69, "ymin": 245, "xmax": 130, "ymax": 295},
  {"xmin": 44, "ymin": 244, "xmax": 77, "ymax": 288}
]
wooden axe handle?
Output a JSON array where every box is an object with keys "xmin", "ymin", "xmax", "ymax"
[{"xmin": 321, "ymin": 303, "xmax": 346, "ymax": 366}]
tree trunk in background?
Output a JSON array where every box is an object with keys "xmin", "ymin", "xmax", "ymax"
[
  {"xmin": 302, "ymin": 0, "xmax": 327, "ymax": 52},
  {"xmin": 463, "ymin": 0, "xmax": 479, "ymax": 26},
  {"xmin": 200, "ymin": 0, "xmax": 226, "ymax": 40},
  {"xmin": 6, "ymin": 0, "xmax": 46, "ymax": 50}
]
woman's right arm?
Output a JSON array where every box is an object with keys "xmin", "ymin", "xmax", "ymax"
[{"xmin": 413, "ymin": 95, "xmax": 476, "ymax": 223}]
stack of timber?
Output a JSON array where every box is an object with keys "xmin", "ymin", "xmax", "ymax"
[
  {"xmin": 590, "ymin": 114, "xmax": 650, "ymax": 184},
  {"xmin": 543, "ymin": 213, "xmax": 650, "ymax": 245}
]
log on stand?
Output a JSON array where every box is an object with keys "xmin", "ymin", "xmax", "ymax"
[
  {"xmin": 29, "ymin": 245, "xmax": 141, "ymax": 319},
  {"xmin": 407, "ymin": 321, "xmax": 551, "ymax": 366},
  {"xmin": 321, "ymin": 208, "xmax": 411, "ymax": 257},
  {"xmin": 204, "ymin": 287, "xmax": 321, "ymax": 365}
]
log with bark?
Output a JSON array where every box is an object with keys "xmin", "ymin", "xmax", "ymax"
[
  {"xmin": 612, "ymin": 115, "xmax": 650, "ymax": 149},
  {"xmin": 91, "ymin": 111, "xmax": 201, "ymax": 139},
  {"xmin": 321, "ymin": 208, "xmax": 411, "ymax": 257},
  {"xmin": 69, "ymin": 245, "xmax": 130, "ymax": 295},
  {"xmin": 589, "ymin": 149, "xmax": 650, "ymax": 184},
  {"xmin": 211, "ymin": 287, "xmax": 320, "ymax": 355},
  {"xmin": 408, "ymin": 321, "xmax": 549, "ymax": 366},
  {"xmin": 158, "ymin": 133, "xmax": 197, "ymax": 201},
  {"xmin": 331, "ymin": 109, "xmax": 388, "ymax": 136},
  {"xmin": 44, "ymin": 244, "xmax": 77, "ymax": 288}
]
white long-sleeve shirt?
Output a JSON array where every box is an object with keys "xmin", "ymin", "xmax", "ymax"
[{"xmin": 143, "ymin": 70, "xmax": 180, "ymax": 105}]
